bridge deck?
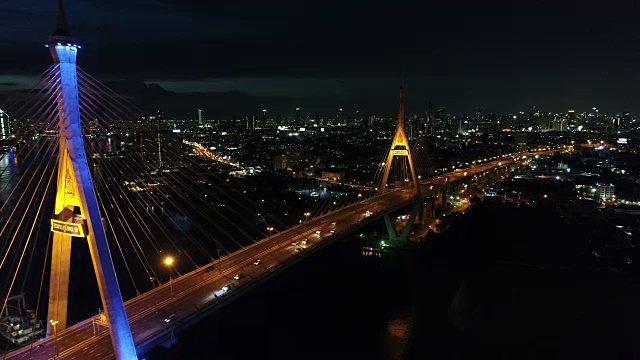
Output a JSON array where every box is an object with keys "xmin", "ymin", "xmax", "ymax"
[{"xmin": 4, "ymin": 152, "xmax": 551, "ymax": 359}]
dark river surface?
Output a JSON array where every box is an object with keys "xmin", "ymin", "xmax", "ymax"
[{"xmin": 147, "ymin": 201, "xmax": 640, "ymax": 360}]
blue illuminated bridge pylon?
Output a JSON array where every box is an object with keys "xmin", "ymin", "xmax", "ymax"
[{"xmin": 46, "ymin": 1, "xmax": 137, "ymax": 359}]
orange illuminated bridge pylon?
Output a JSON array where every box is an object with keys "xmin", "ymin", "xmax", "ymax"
[
  {"xmin": 379, "ymin": 87, "xmax": 423, "ymax": 244},
  {"xmin": 380, "ymin": 87, "xmax": 421, "ymax": 197}
]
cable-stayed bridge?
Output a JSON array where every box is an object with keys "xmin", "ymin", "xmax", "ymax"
[
  {"xmin": 0, "ymin": 2, "xmax": 558, "ymax": 359},
  {"xmin": 1, "ymin": 150, "xmax": 550, "ymax": 360}
]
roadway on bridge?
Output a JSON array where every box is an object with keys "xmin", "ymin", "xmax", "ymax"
[{"xmin": 4, "ymin": 151, "xmax": 552, "ymax": 360}]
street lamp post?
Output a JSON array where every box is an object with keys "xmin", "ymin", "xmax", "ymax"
[
  {"xmin": 49, "ymin": 320, "xmax": 58, "ymax": 358},
  {"xmin": 267, "ymin": 227, "xmax": 274, "ymax": 236},
  {"xmin": 303, "ymin": 212, "xmax": 310, "ymax": 221},
  {"xmin": 164, "ymin": 256, "xmax": 174, "ymax": 297}
]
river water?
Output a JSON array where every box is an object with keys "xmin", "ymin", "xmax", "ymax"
[{"xmin": 147, "ymin": 201, "xmax": 640, "ymax": 360}]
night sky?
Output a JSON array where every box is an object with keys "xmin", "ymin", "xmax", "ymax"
[{"xmin": 1, "ymin": 0, "xmax": 639, "ymax": 117}]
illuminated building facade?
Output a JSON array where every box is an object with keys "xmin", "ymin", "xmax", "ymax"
[{"xmin": 0, "ymin": 109, "xmax": 10, "ymax": 139}]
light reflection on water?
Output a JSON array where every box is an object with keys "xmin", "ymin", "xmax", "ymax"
[
  {"xmin": 0, "ymin": 149, "xmax": 16, "ymax": 206},
  {"xmin": 384, "ymin": 310, "xmax": 413, "ymax": 360}
]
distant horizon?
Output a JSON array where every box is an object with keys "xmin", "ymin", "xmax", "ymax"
[
  {"xmin": 2, "ymin": 1, "xmax": 640, "ymax": 117},
  {"xmin": 1, "ymin": 78, "xmax": 637, "ymax": 120}
]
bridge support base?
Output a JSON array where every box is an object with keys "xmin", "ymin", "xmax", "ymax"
[
  {"xmin": 383, "ymin": 201, "xmax": 422, "ymax": 245},
  {"xmin": 160, "ymin": 331, "xmax": 179, "ymax": 349}
]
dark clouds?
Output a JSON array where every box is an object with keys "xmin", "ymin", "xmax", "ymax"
[{"xmin": 2, "ymin": 0, "xmax": 640, "ymax": 116}]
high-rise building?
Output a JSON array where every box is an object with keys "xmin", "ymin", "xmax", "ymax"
[
  {"xmin": 456, "ymin": 116, "xmax": 466, "ymax": 134},
  {"xmin": 620, "ymin": 111, "xmax": 631, "ymax": 131},
  {"xmin": 273, "ymin": 145, "xmax": 305, "ymax": 170},
  {"xmin": 595, "ymin": 183, "xmax": 615, "ymax": 202},
  {"xmin": 295, "ymin": 107, "xmax": 301, "ymax": 125},
  {"xmin": 552, "ymin": 116, "xmax": 567, "ymax": 131},
  {"xmin": 285, "ymin": 144, "xmax": 305, "ymax": 169},
  {"xmin": 337, "ymin": 108, "xmax": 344, "ymax": 124},
  {"xmin": 198, "ymin": 108, "xmax": 204, "ymax": 127},
  {"xmin": 0, "ymin": 109, "xmax": 10, "ymax": 140},
  {"xmin": 537, "ymin": 112, "xmax": 551, "ymax": 131},
  {"xmin": 435, "ymin": 107, "xmax": 447, "ymax": 133},
  {"xmin": 246, "ymin": 116, "xmax": 255, "ymax": 130},
  {"xmin": 425, "ymin": 102, "xmax": 434, "ymax": 135},
  {"xmin": 472, "ymin": 106, "xmax": 483, "ymax": 132},
  {"xmin": 273, "ymin": 154, "xmax": 287, "ymax": 170},
  {"xmin": 567, "ymin": 109, "xmax": 576, "ymax": 128},
  {"xmin": 514, "ymin": 132, "xmax": 527, "ymax": 151}
]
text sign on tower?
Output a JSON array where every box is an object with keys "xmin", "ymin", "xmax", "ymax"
[
  {"xmin": 391, "ymin": 149, "xmax": 408, "ymax": 156},
  {"xmin": 51, "ymin": 219, "xmax": 85, "ymax": 237}
]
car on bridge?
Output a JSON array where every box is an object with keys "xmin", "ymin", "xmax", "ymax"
[
  {"xmin": 233, "ymin": 273, "xmax": 242, "ymax": 280},
  {"xmin": 253, "ymin": 259, "xmax": 261, "ymax": 265}
]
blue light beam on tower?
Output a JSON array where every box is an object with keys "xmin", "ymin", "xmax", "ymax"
[{"xmin": 47, "ymin": 1, "xmax": 138, "ymax": 359}]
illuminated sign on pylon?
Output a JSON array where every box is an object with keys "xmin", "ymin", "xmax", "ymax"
[{"xmin": 50, "ymin": 219, "xmax": 85, "ymax": 237}]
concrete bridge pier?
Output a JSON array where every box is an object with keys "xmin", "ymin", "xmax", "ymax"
[
  {"xmin": 441, "ymin": 188, "xmax": 449, "ymax": 210},
  {"xmin": 426, "ymin": 193, "xmax": 436, "ymax": 218},
  {"xmin": 383, "ymin": 200, "xmax": 422, "ymax": 245},
  {"xmin": 447, "ymin": 181, "xmax": 464, "ymax": 203}
]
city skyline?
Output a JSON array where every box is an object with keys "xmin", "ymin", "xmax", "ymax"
[
  {"xmin": 2, "ymin": 0, "xmax": 640, "ymax": 115},
  {"xmin": 1, "ymin": 1, "xmax": 640, "ymax": 358}
]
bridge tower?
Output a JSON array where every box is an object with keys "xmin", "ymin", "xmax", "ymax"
[
  {"xmin": 380, "ymin": 87, "xmax": 423, "ymax": 243},
  {"xmin": 380, "ymin": 87, "xmax": 421, "ymax": 196},
  {"xmin": 46, "ymin": 1, "xmax": 138, "ymax": 359}
]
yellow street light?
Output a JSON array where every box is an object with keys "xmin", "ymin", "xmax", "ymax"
[
  {"xmin": 163, "ymin": 256, "xmax": 174, "ymax": 267},
  {"xmin": 164, "ymin": 256, "xmax": 175, "ymax": 296}
]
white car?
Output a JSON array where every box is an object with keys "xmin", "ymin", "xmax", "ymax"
[
  {"xmin": 301, "ymin": 239, "xmax": 308, "ymax": 245},
  {"xmin": 233, "ymin": 274, "xmax": 241, "ymax": 280},
  {"xmin": 315, "ymin": 230, "xmax": 321, "ymax": 234},
  {"xmin": 331, "ymin": 222, "xmax": 336, "ymax": 225},
  {"xmin": 253, "ymin": 259, "xmax": 261, "ymax": 265}
]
